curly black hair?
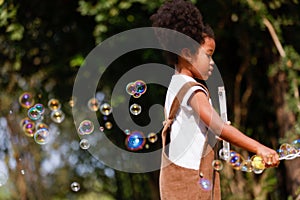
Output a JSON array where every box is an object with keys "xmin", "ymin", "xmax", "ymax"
[{"xmin": 150, "ymin": 0, "xmax": 205, "ymax": 65}]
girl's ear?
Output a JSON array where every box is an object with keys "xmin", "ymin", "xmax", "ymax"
[{"xmin": 180, "ymin": 48, "xmax": 193, "ymax": 63}]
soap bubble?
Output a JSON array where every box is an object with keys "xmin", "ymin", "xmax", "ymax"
[
  {"xmin": 129, "ymin": 103, "xmax": 142, "ymax": 115},
  {"xmin": 50, "ymin": 110, "xmax": 65, "ymax": 123},
  {"xmin": 87, "ymin": 97, "xmax": 100, "ymax": 111},
  {"xmin": 229, "ymin": 151, "xmax": 244, "ymax": 170},
  {"xmin": 123, "ymin": 129, "xmax": 131, "ymax": 135},
  {"xmin": 279, "ymin": 143, "xmax": 297, "ymax": 158},
  {"xmin": 78, "ymin": 120, "xmax": 94, "ymax": 135},
  {"xmin": 27, "ymin": 107, "xmax": 42, "ymax": 121},
  {"xmin": 105, "ymin": 121, "xmax": 113, "ymax": 130},
  {"xmin": 126, "ymin": 82, "xmax": 136, "ymax": 95},
  {"xmin": 135, "ymin": 80, "xmax": 147, "ymax": 94},
  {"xmin": 34, "ymin": 103, "xmax": 45, "ymax": 115},
  {"xmin": 19, "ymin": 92, "xmax": 35, "ymax": 108},
  {"xmin": 292, "ymin": 139, "xmax": 300, "ymax": 150},
  {"xmin": 126, "ymin": 80, "xmax": 147, "ymax": 98},
  {"xmin": 70, "ymin": 182, "xmax": 80, "ymax": 192},
  {"xmin": 251, "ymin": 155, "xmax": 265, "ymax": 174},
  {"xmin": 22, "ymin": 121, "xmax": 36, "ymax": 137},
  {"xmin": 34, "ymin": 128, "xmax": 50, "ymax": 145},
  {"xmin": 212, "ymin": 159, "xmax": 223, "ymax": 171},
  {"xmin": 100, "ymin": 103, "xmax": 112, "ymax": 116},
  {"xmin": 48, "ymin": 99, "xmax": 61, "ymax": 111},
  {"xmin": 241, "ymin": 159, "xmax": 253, "ymax": 173},
  {"xmin": 125, "ymin": 131, "xmax": 145, "ymax": 151},
  {"xmin": 147, "ymin": 132, "xmax": 158, "ymax": 143},
  {"xmin": 20, "ymin": 117, "xmax": 31, "ymax": 128},
  {"xmin": 199, "ymin": 178, "xmax": 212, "ymax": 191},
  {"xmin": 79, "ymin": 139, "xmax": 90, "ymax": 150},
  {"xmin": 36, "ymin": 122, "xmax": 49, "ymax": 130}
]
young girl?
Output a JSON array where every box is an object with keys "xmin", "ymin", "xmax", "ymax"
[{"xmin": 150, "ymin": 0, "xmax": 280, "ymax": 199}]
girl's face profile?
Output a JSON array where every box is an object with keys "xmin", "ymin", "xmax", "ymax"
[{"xmin": 190, "ymin": 37, "xmax": 215, "ymax": 80}]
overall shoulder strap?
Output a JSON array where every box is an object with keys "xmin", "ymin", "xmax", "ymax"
[{"xmin": 162, "ymin": 81, "xmax": 209, "ymax": 147}]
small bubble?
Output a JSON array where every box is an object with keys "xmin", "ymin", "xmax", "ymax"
[
  {"xmin": 251, "ymin": 155, "xmax": 265, "ymax": 174},
  {"xmin": 125, "ymin": 131, "xmax": 145, "ymax": 151},
  {"xmin": 135, "ymin": 80, "xmax": 147, "ymax": 94},
  {"xmin": 147, "ymin": 132, "xmax": 158, "ymax": 143},
  {"xmin": 20, "ymin": 169, "xmax": 25, "ymax": 175},
  {"xmin": 126, "ymin": 82, "xmax": 136, "ymax": 95},
  {"xmin": 34, "ymin": 128, "xmax": 50, "ymax": 145},
  {"xmin": 130, "ymin": 103, "xmax": 142, "ymax": 115},
  {"xmin": 78, "ymin": 120, "xmax": 94, "ymax": 135},
  {"xmin": 199, "ymin": 178, "xmax": 212, "ymax": 191},
  {"xmin": 87, "ymin": 97, "xmax": 100, "ymax": 111},
  {"xmin": 20, "ymin": 117, "xmax": 31, "ymax": 128},
  {"xmin": 48, "ymin": 99, "xmax": 61, "ymax": 111},
  {"xmin": 22, "ymin": 121, "xmax": 36, "ymax": 137},
  {"xmin": 34, "ymin": 103, "xmax": 45, "ymax": 115},
  {"xmin": 79, "ymin": 139, "xmax": 90, "ymax": 150},
  {"xmin": 19, "ymin": 92, "xmax": 35, "ymax": 108},
  {"xmin": 124, "ymin": 129, "xmax": 131, "ymax": 135},
  {"xmin": 105, "ymin": 121, "xmax": 112, "ymax": 130},
  {"xmin": 28, "ymin": 107, "xmax": 42, "ymax": 121},
  {"xmin": 229, "ymin": 151, "xmax": 244, "ymax": 170},
  {"xmin": 100, "ymin": 103, "xmax": 112, "ymax": 116},
  {"xmin": 36, "ymin": 122, "xmax": 49, "ymax": 130},
  {"xmin": 70, "ymin": 182, "xmax": 80, "ymax": 192},
  {"xmin": 212, "ymin": 159, "xmax": 223, "ymax": 171},
  {"xmin": 50, "ymin": 110, "xmax": 65, "ymax": 123}
]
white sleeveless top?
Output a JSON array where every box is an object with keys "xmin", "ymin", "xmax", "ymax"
[{"xmin": 165, "ymin": 74, "xmax": 209, "ymax": 170}]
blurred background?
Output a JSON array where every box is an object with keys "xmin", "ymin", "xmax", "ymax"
[{"xmin": 0, "ymin": 0, "xmax": 300, "ymax": 199}]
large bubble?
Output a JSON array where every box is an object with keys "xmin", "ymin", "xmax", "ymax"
[{"xmin": 19, "ymin": 92, "xmax": 35, "ymax": 108}]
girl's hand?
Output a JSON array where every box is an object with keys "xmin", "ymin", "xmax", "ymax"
[{"xmin": 256, "ymin": 145, "xmax": 280, "ymax": 168}]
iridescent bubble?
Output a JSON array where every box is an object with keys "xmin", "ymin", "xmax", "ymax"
[
  {"xmin": 34, "ymin": 128, "xmax": 50, "ymax": 145},
  {"xmin": 124, "ymin": 129, "xmax": 131, "ymax": 135},
  {"xmin": 105, "ymin": 121, "xmax": 113, "ymax": 130},
  {"xmin": 292, "ymin": 139, "xmax": 300, "ymax": 150},
  {"xmin": 147, "ymin": 132, "xmax": 158, "ymax": 143},
  {"xmin": 70, "ymin": 182, "xmax": 80, "ymax": 192},
  {"xmin": 126, "ymin": 82, "xmax": 136, "ymax": 95},
  {"xmin": 130, "ymin": 103, "xmax": 142, "ymax": 115},
  {"xmin": 34, "ymin": 103, "xmax": 45, "ymax": 115},
  {"xmin": 50, "ymin": 110, "xmax": 65, "ymax": 123},
  {"xmin": 135, "ymin": 80, "xmax": 147, "ymax": 94},
  {"xmin": 87, "ymin": 97, "xmax": 100, "ymax": 111},
  {"xmin": 279, "ymin": 143, "xmax": 297, "ymax": 158},
  {"xmin": 78, "ymin": 120, "xmax": 94, "ymax": 135},
  {"xmin": 22, "ymin": 121, "xmax": 36, "ymax": 137},
  {"xmin": 241, "ymin": 159, "xmax": 253, "ymax": 173},
  {"xmin": 199, "ymin": 178, "xmax": 212, "ymax": 191},
  {"xmin": 212, "ymin": 159, "xmax": 223, "ymax": 171},
  {"xmin": 251, "ymin": 155, "xmax": 265, "ymax": 174},
  {"xmin": 48, "ymin": 99, "xmax": 61, "ymax": 111},
  {"xmin": 19, "ymin": 92, "xmax": 35, "ymax": 108},
  {"xmin": 36, "ymin": 122, "xmax": 49, "ymax": 130},
  {"xmin": 79, "ymin": 139, "xmax": 90, "ymax": 150},
  {"xmin": 27, "ymin": 107, "xmax": 42, "ymax": 121},
  {"xmin": 125, "ymin": 131, "xmax": 146, "ymax": 151},
  {"xmin": 99, "ymin": 126, "xmax": 104, "ymax": 132},
  {"xmin": 20, "ymin": 117, "xmax": 31, "ymax": 128},
  {"xmin": 132, "ymin": 92, "xmax": 142, "ymax": 98},
  {"xmin": 100, "ymin": 103, "xmax": 112, "ymax": 116},
  {"xmin": 229, "ymin": 151, "xmax": 244, "ymax": 170}
]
